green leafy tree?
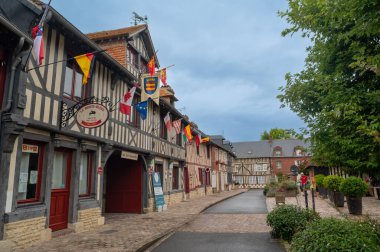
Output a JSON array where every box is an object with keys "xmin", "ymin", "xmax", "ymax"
[
  {"xmin": 260, "ymin": 128, "xmax": 303, "ymax": 140},
  {"xmin": 277, "ymin": 0, "xmax": 380, "ymax": 174}
]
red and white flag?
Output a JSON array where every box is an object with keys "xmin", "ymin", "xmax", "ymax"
[
  {"xmin": 164, "ymin": 112, "xmax": 172, "ymax": 132},
  {"xmin": 31, "ymin": 1, "xmax": 51, "ymax": 66},
  {"xmin": 172, "ymin": 118, "xmax": 182, "ymax": 134},
  {"xmin": 32, "ymin": 25, "xmax": 44, "ymax": 65},
  {"xmin": 195, "ymin": 133, "xmax": 201, "ymax": 147},
  {"xmin": 120, "ymin": 84, "xmax": 137, "ymax": 116}
]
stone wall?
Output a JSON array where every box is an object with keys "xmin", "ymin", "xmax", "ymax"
[
  {"xmin": 189, "ymin": 187, "xmax": 206, "ymax": 199},
  {"xmin": 76, "ymin": 208, "xmax": 104, "ymax": 232},
  {"xmin": 3, "ymin": 217, "xmax": 50, "ymax": 250},
  {"xmin": 166, "ymin": 191, "xmax": 183, "ymax": 206},
  {"xmin": 206, "ymin": 186, "xmax": 213, "ymax": 195}
]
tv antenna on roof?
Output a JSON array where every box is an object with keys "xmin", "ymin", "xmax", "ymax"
[{"xmin": 132, "ymin": 12, "xmax": 148, "ymax": 26}]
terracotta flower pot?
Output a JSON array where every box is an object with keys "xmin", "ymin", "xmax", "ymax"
[{"xmin": 346, "ymin": 197, "xmax": 362, "ymax": 215}]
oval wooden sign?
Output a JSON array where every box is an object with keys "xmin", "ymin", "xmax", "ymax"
[{"xmin": 76, "ymin": 104, "xmax": 109, "ymax": 128}]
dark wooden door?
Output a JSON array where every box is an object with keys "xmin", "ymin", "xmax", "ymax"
[
  {"xmin": 0, "ymin": 47, "xmax": 7, "ymax": 110},
  {"xmin": 184, "ymin": 167, "xmax": 190, "ymax": 194},
  {"xmin": 49, "ymin": 150, "xmax": 72, "ymax": 231},
  {"xmin": 106, "ymin": 157, "xmax": 142, "ymax": 213}
]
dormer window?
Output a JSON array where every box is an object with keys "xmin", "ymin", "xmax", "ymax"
[
  {"xmin": 273, "ymin": 146, "xmax": 282, "ymax": 157},
  {"xmin": 294, "ymin": 147, "xmax": 304, "ymax": 156},
  {"xmin": 126, "ymin": 47, "xmax": 138, "ymax": 69}
]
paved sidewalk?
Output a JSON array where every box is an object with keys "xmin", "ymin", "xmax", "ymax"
[
  {"xmin": 22, "ymin": 189, "xmax": 246, "ymax": 252},
  {"xmin": 266, "ymin": 192, "xmax": 341, "ymax": 218},
  {"xmin": 331, "ymin": 196, "xmax": 380, "ymax": 221},
  {"xmin": 267, "ymin": 192, "xmax": 380, "ymax": 222}
]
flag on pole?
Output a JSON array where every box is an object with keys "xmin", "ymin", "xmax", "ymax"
[
  {"xmin": 135, "ymin": 101, "xmax": 148, "ymax": 120},
  {"xmin": 195, "ymin": 134, "xmax": 201, "ymax": 147},
  {"xmin": 164, "ymin": 112, "xmax": 172, "ymax": 132},
  {"xmin": 160, "ymin": 68, "xmax": 167, "ymax": 86},
  {"xmin": 74, "ymin": 53, "xmax": 95, "ymax": 84},
  {"xmin": 148, "ymin": 56, "xmax": 155, "ymax": 76},
  {"xmin": 120, "ymin": 84, "xmax": 137, "ymax": 116},
  {"xmin": 172, "ymin": 118, "xmax": 182, "ymax": 134},
  {"xmin": 31, "ymin": 0, "xmax": 51, "ymax": 66},
  {"xmin": 183, "ymin": 133, "xmax": 187, "ymax": 144},
  {"xmin": 201, "ymin": 137, "xmax": 210, "ymax": 143},
  {"xmin": 32, "ymin": 25, "xmax": 44, "ymax": 66},
  {"xmin": 184, "ymin": 125, "xmax": 192, "ymax": 142}
]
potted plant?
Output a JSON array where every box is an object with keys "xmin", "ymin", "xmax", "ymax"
[
  {"xmin": 323, "ymin": 175, "xmax": 345, "ymax": 207},
  {"xmin": 275, "ymin": 187, "xmax": 286, "ymax": 205},
  {"xmin": 315, "ymin": 174, "xmax": 327, "ymax": 198},
  {"xmin": 339, "ymin": 177, "xmax": 368, "ymax": 215}
]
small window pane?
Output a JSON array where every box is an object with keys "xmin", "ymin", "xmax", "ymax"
[
  {"xmin": 276, "ymin": 161, "xmax": 282, "ymax": 169},
  {"xmin": 64, "ymin": 67, "xmax": 73, "ymax": 96},
  {"xmin": 79, "ymin": 153, "xmax": 88, "ymax": 195},
  {"xmin": 17, "ymin": 151, "xmax": 40, "ymax": 201},
  {"xmin": 52, "ymin": 152, "xmax": 68, "ymax": 189},
  {"xmin": 74, "ymin": 71, "xmax": 83, "ymax": 98}
]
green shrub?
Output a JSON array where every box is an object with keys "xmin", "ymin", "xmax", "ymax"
[
  {"xmin": 314, "ymin": 174, "xmax": 325, "ymax": 188},
  {"xmin": 263, "ymin": 185, "xmax": 269, "ymax": 195},
  {"xmin": 323, "ymin": 175, "xmax": 344, "ymax": 191},
  {"xmin": 266, "ymin": 187, "xmax": 276, "ymax": 197},
  {"xmin": 339, "ymin": 176, "xmax": 368, "ymax": 197},
  {"xmin": 277, "ymin": 172, "xmax": 284, "ymax": 182},
  {"xmin": 290, "ymin": 218, "xmax": 380, "ymax": 252},
  {"xmin": 281, "ymin": 180, "xmax": 298, "ymax": 191},
  {"xmin": 266, "ymin": 204, "xmax": 320, "ymax": 242}
]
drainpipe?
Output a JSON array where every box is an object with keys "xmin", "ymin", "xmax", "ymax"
[{"xmin": 0, "ymin": 37, "xmax": 28, "ymax": 129}]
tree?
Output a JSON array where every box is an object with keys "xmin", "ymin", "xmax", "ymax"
[
  {"xmin": 278, "ymin": 0, "xmax": 380, "ymax": 174},
  {"xmin": 260, "ymin": 128, "xmax": 303, "ymax": 140}
]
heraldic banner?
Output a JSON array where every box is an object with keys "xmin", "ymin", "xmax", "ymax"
[{"xmin": 141, "ymin": 73, "xmax": 160, "ymax": 105}]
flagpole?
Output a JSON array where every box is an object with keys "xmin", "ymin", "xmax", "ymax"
[
  {"xmin": 26, "ymin": 49, "xmax": 107, "ymax": 72},
  {"xmin": 23, "ymin": 0, "xmax": 53, "ymax": 71},
  {"xmin": 160, "ymin": 64, "xmax": 175, "ymax": 70}
]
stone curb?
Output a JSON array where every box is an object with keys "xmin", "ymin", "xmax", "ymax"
[{"xmin": 136, "ymin": 189, "xmax": 248, "ymax": 252}]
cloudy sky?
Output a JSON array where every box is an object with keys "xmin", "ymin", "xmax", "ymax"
[{"xmin": 52, "ymin": 0, "xmax": 309, "ymax": 142}]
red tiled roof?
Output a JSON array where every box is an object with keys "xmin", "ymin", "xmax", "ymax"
[{"xmin": 87, "ymin": 24, "xmax": 147, "ymax": 40}]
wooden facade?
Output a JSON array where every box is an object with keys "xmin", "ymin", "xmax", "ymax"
[{"xmin": 0, "ymin": 1, "xmax": 186, "ymax": 249}]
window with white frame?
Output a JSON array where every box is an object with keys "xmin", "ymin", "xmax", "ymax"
[
  {"xmin": 276, "ymin": 161, "xmax": 282, "ymax": 169},
  {"xmin": 295, "ymin": 160, "xmax": 303, "ymax": 166},
  {"xmin": 257, "ymin": 176, "xmax": 265, "ymax": 184},
  {"xmin": 254, "ymin": 163, "xmax": 268, "ymax": 171},
  {"xmin": 295, "ymin": 149, "xmax": 303, "ymax": 156},
  {"xmin": 235, "ymin": 176, "xmax": 243, "ymax": 185},
  {"xmin": 248, "ymin": 176, "xmax": 256, "ymax": 184}
]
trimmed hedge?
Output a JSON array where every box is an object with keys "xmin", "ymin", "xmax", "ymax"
[
  {"xmin": 290, "ymin": 218, "xmax": 380, "ymax": 252},
  {"xmin": 266, "ymin": 204, "xmax": 320, "ymax": 242},
  {"xmin": 314, "ymin": 174, "xmax": 325, "ymax": 188},
  {"xmin": 323, "ymin": 175, "xmax": 344, "ymax": 191},
  {"xmin": 339, "ymin": 176, "xmax": 368, "ymax": 197}
]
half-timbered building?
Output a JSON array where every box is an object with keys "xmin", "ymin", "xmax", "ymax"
[
  {"xmin": 0, "ymin": 10, "xmax": 33, "ymax": 250},
  {"xmin": 0, "ymin": 0, "xmax": 186, "ymax": 249},
  {"xmin": 184, "ymin": 128, "xmax": 213, "ymax": 198},
  {"xmin": 210, "ymin": 135, "xmax": 236, "ymax": 192},
  {"xmin": 232, "ymin": 139, "xmax": 311, "ymax": 187}
]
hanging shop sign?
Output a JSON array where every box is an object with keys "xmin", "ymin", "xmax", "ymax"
[
  {"xmin": 121, "ymin": 151, "xmax": 139, "ymax": 160},
  {"xmin": 76, "ymin": 104, "xmax": 109, "ymax": 128},
  {"xmin": 22, "ymin": 144, "xmax": 39, "ymax": 153},
  {"xmin": 60, "ymin": 96, "xmax": 117, "ymax": 129}
]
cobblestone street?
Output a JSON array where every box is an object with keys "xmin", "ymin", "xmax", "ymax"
[
  {"xmin": 20, "ymin": 190, "xmax": 246, "ymax": 252},
  {"xmin": 151, "ymin": 190, "xmax": 284, "ymax": 252}
]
